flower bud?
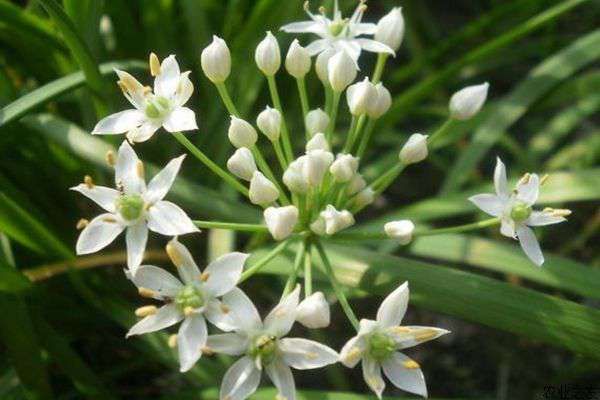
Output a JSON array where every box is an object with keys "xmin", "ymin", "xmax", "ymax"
[
  {"xmin": 264, "ymin": 206, "xmax": 298, "ymax": 241},
  {"xmin": 285, "ymin": 39, "xmax": 311, "ymax": 78},
  {"xmin": 328, "ymin": 50, "xmax": 357, "ymax": 92},
  {"xmin": 305, "ymin": 108, "xmax": 330, "ymax": 137},
  {"xmin": 353, "ymin": 187, "xmax": 375, "ymax": 209},
  {"xmin": 330, "ymin": 153, "xmax": 359, "ymax": 183},
  {"xmin": 201, "ymin": 35, "xmax": 231, "ymax": 83},
  {"xmin": 255, "ymin": 31, "xmax": 281, "ymax": 76},
  {"xmin": 320, "ymin": 205, "xmax": 355, "ymax": 235},
  {"xmin": 449, "ymin": 82, "xmax": 489, "ymax": 120},
  {"xmin": 347, "ymin": 174, "xmax": 367, "ymax": 196},
  {"xmin": 256, "ymin": 106, "xmax": 281, "ymax": 141},
  {"xmin": 315, "ymin": 48, "xmax": 335, "ymax": 84},
  {"xmin": 304, "ymin": 150, "xmax": 334, "ymax": 186},
  {"xmin": 227, "ymin": 147, "xmax": 257, "ymax": 181},
  {"xmin": 346, "ymin": 78, "xmax": 377, "ymax": 116},
  {"xmin": 384, "ymin": 220, "xmax": 414, "ymax": 245},
  {"xmin": 296, "ymin": 292, "xmax": 330, "ymax": 328},
  {"xmin": 310, "ymin": 216, "xmax": 326, "ymax": 236},
  {"xmin": 283, "ymin": 157, "xmax": 309, "ymax": 194},
  {"xmin": 367, "ymin": 83, "xmax": 392, "ymax": 119},
  {"xmin": 399, "ymin": 133, "xmax": 428, "ymax": 164},
  {"xmin": 305, "ymin": 132, "xmax": 330, "ymax": 152},
  {"xmin": 228, "ymin": 116, "xmax": 258, "ymax": 148},
  {"xmin": 249, "ymin": 171, "xmax": 279, "ymax": 206},
  {"xmin": 375, "ymin": 7, "xmax": 405, "ymax": 52}
]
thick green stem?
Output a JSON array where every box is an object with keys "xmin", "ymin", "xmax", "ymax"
[
  {"xmin": 240, "ymin": 239, "xmax": 292, "ymax": 283},
  {"xmin": 428, "ymin": 118, "xmax": 457, "ymax": 147},
  {"xmin": 296, "ymin": 78, "xmax": 310, "ymax": 140},
  {"xmin": 215, "ymin": 82, "xmax": 240, "ymax": 117},
  {"xmin": 326, "ymin": 91, "xmax": 341, "ymax": 143},
  {"xmin": 267, "ymin": 75, "xmax": 294, "ymax": 161},
  {"xmin": 304, "ymin": 242, "xmax": 313, "ymax": 296},
  {"xmin": 342, "ymin": 116, "xmax": 358, "ymax": 153},
  {"xmin": 355, "ymin": 118, "xmax": 376, "ymax": 159},
  {"xmin": 273, "ymin": 139, "xmax": 288, "ymax": 171},
  {"xmin": 282, "ymin": 241, "xmax": 306, "ymax": 297},
  {"xmin": 172, "ymin": 133, "xmax": 249, "ymax": 196},
  {"xmin": 372, "ymin": 53, "xmax": 389, "ymax": 84},
  {"xmin": 193, "ymin": 221, "xmax": 268, "ymax": 232}
]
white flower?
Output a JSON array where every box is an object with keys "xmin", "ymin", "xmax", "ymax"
[
  {"xmin": 283, "ymin": 157, "xmax": 309, "ymax": 194},
  {"xmin": 93, "ymin": 54, "xmax": 197, "ymax": 143},
  {"xmin": 399, "ymin": 133, "xmax": 428, "ymax": 165},
  {"xmin": 375, "ymin": 7, "xmax": 405, "ymax": 52},
  {"xmin": 468, "ymin": 158, "xmax": 570, "ymax": 266},
  {"xmin": 249, "ymin": 171, "xmax": 279, "ymax": 206},
  {"xmin": 256, "ymin": 106, "xmax": 282, "ymax": 141},
  {"xmin": 305, "ymin": 132, "xmax": 330, "ymax": 152},
  {"xmin": 228, "ymin": 116, "xmax": 258, "ymax": 148},
  {"xmin": 72, "ymin": 141, "xmax": 198, "ymax": 273},
  {"xmin": 264, "ymin": 206, "xmax": 299, "ymax": 241},
  {"xmin": 126, "ymin": 238, "xmax": 249, "ymax": 372},
  {"xmin": 285, "ymin": 39, "xmax": 311, "ymax": 78},
  {"xmin": 296, "ymin": 292, "xmax": 330, "ymax": 329},
  {"xmin": 367, "ymin": 83, "xmax": 392, "ymax": 119},
  {"xmin": 347, "ymin": 77, "xmax": 377, "ymax": 116},
  {"xmin": 304, "ymin": 150, "xmax": 334, "ymax": 186},
  {"xmin": 255, "ymin": 31, "xmax": 281, "ymax": 76},
  {"xmin": 328, "ymin": 50, "xmax": 357, "ymax": 92},
  {"xmin": 347, "ymin": 174, "xmax": 367, "ymax": 196},
  {"xmin": 305, "ymin": 109, "xmax": 330, "ymax": 137},
  {"xmin": 449, "ymin": 82, "xmax": 489, "ymax": 120},
  {"xmin": 330, "ymin": 153, "xmax": 359, "ymax": 183},
  {"xmin": 340, "ymin": 282, "xmax": 449, "ymax": 399},
  {"xmin": 227, "ymin": 147, "xmax": 257, "ymax": 181},
  {"xmin": 384, "ymin": 220, "xmax": 415, "ymax": 245},
  {"xmin": 353, "ymin": 187, "xmax": 375, "ymax": 209},
  {"xmin": 201, "ymin": 35, "xmax": 231, "ymax": 83},
  {"xmin": 315, "ymin": 48, "xmax": 336, "ymax": 84},
  {"xmin": 315, "ymin": 205, "xmax": 355, "ymax": 235},
  {"xmin": 280, "ymin": 0, "xmax": 394, "ymax": 63},
  {"xmin": 207, "ymin": 286, "xmax": 339, "ymax": 400}
]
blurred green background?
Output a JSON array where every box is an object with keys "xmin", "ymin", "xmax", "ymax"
[{"xmin": 0, "ymin": 0, "xmax": 599, "ymax": 399}]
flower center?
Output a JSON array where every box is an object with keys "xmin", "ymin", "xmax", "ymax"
[
  {"xmin": 510, "ymin": 202, "xmax": 531, "ymax": 223},
  {"xmin": 175, "ymin": 285, "xmax": 205, "ymax": 310},
  {"xmin": 116, "ymin": 194, "xmax": 145, "ymax": 221},
  {"xmin": 144, "ymin": 96, "xmax": 171, "ymax": 119},
  {"xmin": 368, "ymin": 332, "xmax": 396, "ymax": 362},
  {"xmin": 329, "ymin": 19, "xmax": 348, "ymax": 37},
  {"xmin": 248, "ymin": 334, "xmax": 278, "ymax": 366}
]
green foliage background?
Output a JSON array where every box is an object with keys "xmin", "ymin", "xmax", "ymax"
[{"xmin": 0, "ymin": 0, "xmax": 599, "ymax": 399}]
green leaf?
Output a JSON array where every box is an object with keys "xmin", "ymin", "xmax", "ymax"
[
  {"xmin": 0, "ymin": 60, "xmax": 146, "ymax": 128},
  {"xmin": 442, "ymin": 29, "xmax": 600, "ymax": 192}
]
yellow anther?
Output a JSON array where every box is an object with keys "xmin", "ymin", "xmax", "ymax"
[
  {"xmin": 76, "ymin": 218, "xmax": 89, "ymax": 230},
  {"xmin": 414, "ymin": 329, "xmax": 438, "ymax": 342},
  {"xmin": 135, "ymin": 305, "xmax": 158, "ymax": 317},
  {"xmin": 540, "ymin": 174, "xmax": 549, "ymax": 185},
  {"xmin": 200, "ymin": 272, "xmax": 210, "ymax": 282},
  {"xmin": 84, "ymin": 175, "xmax": 95, "ymax": 189},
  {"xmin": 303, "ymin": 1, "xmax": 310, "ymax": 11},
  {"xmin": 183, "ymin": 306, "xmax": 195, "ymax": 317},
  {"xmin": 220, "ymin": 304, "xmax": 230, "ymax": 314},
  {"xmin": 136, "ymin": 160, "xmax": 145, "ymax": 179},
  {"xmin": 552, "ymin": 209, "xmax": 572, "ymax": 217},
  {"xmin": 149, "ymin": 52, "xmax": 161, "ymax": 76},
  {"xmin": 201, "ymin": 346, "xmax": 215, "ymax": 356},
  {"xmin": 166, "ymin": 242, "xmax": 183, "ymax": 267},
  {"xmin": 143, "ymin": 86, "xmax": 152, "ymax": 96},
  {"xmin": 168, "ymin": 334, "xmax": 178, "ymax": 348},
  {"xmin": 138, "ymin": 287, "xmax": 157, "ymax": 298},
  {"xmin": 120, "ymin": 74, "xmax": 138, "ymax": 93},
  {"xmin": 318, "ymin": 5, "xmax": 326, "ymax": 14},
  {"xmin": 402, "ymin": 359, "xmax": 420, "ymax": 370},
  {"xmin": 518, "ymin": 173, "xmax": 531, "ymax": 186},
  {"xmin": 102, "ymin": 216, "xmax": 117, "ymax": 223},
  {"xmin": 105, "ymin": 150, "xmax": 116, "ymax": 167}
]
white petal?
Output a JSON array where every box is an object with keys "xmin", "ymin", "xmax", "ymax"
[
  {"xmin": 206, "ymin": 333, "xmax": 248, "ymax": 356},
  {"xmin": 92, "ymin": 110, "xmax": 145, "ymax": 135},
  {"xmin": 204, "ymin": 252, "xmax": 249, "ymax": 297},
  {"xmin": 526, "ymin": 211, "xmax": 566, "ymax": 227},
  {"xmin": 114, "ymin": 69, "xmax": 146, "ymax": 109},
  {"xmin": 220, "ymin": 356, "xmax": 261, "ymax": 400},
  {"xmin": 516, "ymin": 174, "xmax": 540, "ymax": 206},
  {"xmin": 76, "ymin": 213, "xmax": 124, "ymax": 255},
  {"xmin": 387, "ymin": 326, "xmax": 450, "ymax": 350},
  {"xmin": 382, "ymin": 352, "xmax": 427, "ymax": 398},
  {"xmin": 163, "ymin": 107, "xmax": 198, "ymax": 132},
  {"xmin": 333, "ymin": 40, "xmax": 362, "ymax": 63},
  {"xmin": 167, "ymin": 238, "xmax": 201, "ymax": 284},
  {"xmin": 130, "ymin": 265, "xmax": 183, "ymax": 298},
  {"xmin": 362, "ymin": 357, "xmax": 385, "ymax": 399},
  {"xmin": 500, "ymin": 218, "xmax": 516, "ymax": 238},
  {"xmin": 264, "ymin": 285, "xmax": 300, "ymax": 337},
  {"xmin": 174, "ymin": 71, "xmax": 194, "ymax": 106},
  {"xmin": 353, "ymin": 22, "xmax": 377, "ymax": 35},
  {"xmin": 281, "ymin": 21, "xmax": 322, "ymax": 34},
  {"xmin": 516, "ymin": 225, "xmax": 544, "ymax": 266},
  {"xmin": 70, "ymin": 184, "xmax": 119, "ymax": 212},
  {"xmin": 144, "ymin": 155, "xmax": 185, "ymax": 204},
  {"xmin": 355, "ymin": 38, "xmax": 395, "ymax": 55},
  {"xmin": 279, "ymin": 338, "xmax": 339, "ymax": 370},
  {"xmin": 126, "ymin": 303, "xmax": 182, "ymax": 337},
  {"xmin": 266, "ymin": 360, "xmax": 296, "ymax": 400},
  {"xmin": 126, "ymin": 222, "xmax": 148, "ymax": 274},
  {"xmin": 222, "ymin": 288, "xmax": 262, "ymax": 333},
  {"xmin": 468, "ymin": 194, "xmax": 504, "ymax": 217},
  {"xmin": 305, "ymin": 39, "xmax": 331, "ymax": 56},
  {"xmin": 178, "ymin": 314, "xmax": 207, "ymax": 372},
  {"xmin": 494, "ymin": 157, "xmax": 509, "ymax": 198},
  {"xmin": 115, "ymin": 141, "xmax": 145, "ymax": 194},
  {"xmin": 127, "ymin": 120, "xmax": 161, "ymax": 143},
  {"xmin": 339, "ymin": 334, "xmax": 366, "ymax": 368},
  {"xmin": 376, "ymin": 282, "xmax": 409, "ymax": 328},
  {"xmin": 204, "ymin": 299, "xmax": 238, "ymax": 332},
  {"xmin": 154, "ymin": 55, "xmax": 181, "ymax": 99},
  {"xmin": 147, "ymin": 200, "xmax": 199, "ymax": 236}
]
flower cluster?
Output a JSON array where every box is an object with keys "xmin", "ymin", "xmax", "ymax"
[{"xmin": 70, "ymin": 1, "xmax": 571, "ymax": 399}]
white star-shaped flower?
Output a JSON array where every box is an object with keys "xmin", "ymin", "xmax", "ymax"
[
  {"xmin": 71, "ymin": 141, "xmax": 199, "ymax": 273},
  {"xmin": 127, "ymin": 238, "xmax": 249, "ymax": 372},
  {"xmin": 93, "ymin": 54, "xmax": 197, "ymax": 143},
  {"xmin": 206, "ymin": 286, "xmax": 339, "ymax": 400},
  {"xmin": 281, "ymin": 0, "xmax": 394, "ymax": 62},
  {"xmin": 340, "ymin": 282, "xmax": 449, "ymax": 399},
  {"xmin": 469, "ymin": 157, "xmax": 570, "ymax": 266}
]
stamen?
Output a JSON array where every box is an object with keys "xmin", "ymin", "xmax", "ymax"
[
  {"xmin": 136, "ymin": 160, "xmax": 145, "ymax": 179},
  {"xmin": 199, "ymin": 272, "xmax": 210, "ymax": 282},
  {"xmin": 168, "ymin": 334, "xmax": 178, "ymax": 348},
  {"xmin": 220, "ymin": 304, "xmax": 230, "ymax": 314},
  {"xmin": 143, "ymin": 86, "xmax": 152, "ymax": 96},
  {"xmin": 166, "ymin": 242, "xmax": 183, "ymax": 267},
  {"xmin": 540, "ymin": 174, "xmax": 549, "ymax": 185},
  {"xmin": 135, "ymin": 305, "xmax": 157, "ymax": 317},
  {"xmin": 149, "ymin": 52, "xmax": 161, "ymax": 76},
  {"xmin": 518, "ymin": 173, "xmax": 531, "ymax": 186},
  {"xmin": 403, "ymin": 359, "xmax": 420, "ymax": 369},
  {"xmin": 84, "ymin": 175, "xmax": 95, "ymax": 188},
  {"xmin": 318, "ymin": 6, "xmax": 326, "ymax": 15},
  {"xmin": 76, "ymin": 218, "xmax": 89, "ymax": 230},
  {"xmin": 303, "ymin": 1, "xmax": 309, "ymax": 11},
  {"xmin": 120, "ymin": 74, "xmax": 138, "ymax": 93},
  {"xmin": 552, "ymin": 209, "xmax": 572, "ymax": 217},
  {"xmin": 138, "ymin": 287, "xmax": 157, "ymax": 298},
  {"xmin": 201, "ymin": 346, "xmax": 215, "ymax": 356},
  {"xmin": 183, "ymin": 306, "xmax": 195, "ymax": 316},
  {"xmin": 105, "ymin": 150, "xmax": 116, "ymax": 166}
]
